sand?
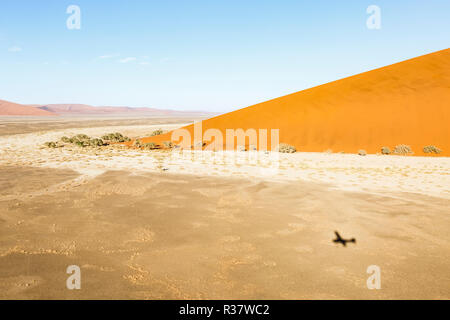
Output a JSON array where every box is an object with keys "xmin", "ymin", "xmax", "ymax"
[
  {"xmin": 0, "ymin": 119, "xmax": 448, "ymax": 199},
  {"xmin": 138, "ymin": 49, "xmax": 450, "ymax": 156},
  {"xmin": 0, "ymin": 117, "xmax": 449, "ymax": 299}
]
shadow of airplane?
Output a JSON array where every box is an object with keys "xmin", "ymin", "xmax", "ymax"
[{"xmin": 333, "ymin": 231, "xmax": 356, "ymax": 247}]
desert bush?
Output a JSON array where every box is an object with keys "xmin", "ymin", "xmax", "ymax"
[
  {"xmin": 277, "ymin": 143, "xmax": 296, "ymax": 153},
  {"xmin": 163, "ymin": 141, "xmax": 173, "ymax": 148},
  {"xmin": 393, "ymin": 144, "xmax": 413, "ymax": 155},
  {"xmin": 423, "ymin": 145, "xmax": 442, "ymax": 154},
  {"xmin": 358, "ymin": 149, "xmax": 367, "ymax": 156},
  {"xmin": 57, "ymin": 132, "xmax": 133, "ymax": 148},
  {"xmin": 150, "ymin": 129, "xmax": 164, "ymax": 136},
  {"xmin": 89, "ymin": 138, "xmax": 104, "ymax": 147},
  {"xmin": 44, "ymin": 141, "xmax": 57, "ymax": 148},
  {"xmin": 143, "ymin": 142, "xmax": 157, "ymax": 150},
  {"xmin": 133, "ymin": 139, "xmax": 142, "ymax": 148},
  {"xmin": 117, "ymin": 133, "xmax": 130, "ymax": 142},
  {"xmin": 101, "ymin": 132, "xmax": 130, "ymax": 143},
  {"xmin": 67, "ymin": 134, "xmax": 91, "ymax": 146},
  {"xmin": 74, "ymin": 140, "xmax": 89, "ymax": 147},
  {"xmin": 75, "ymin": 134, "xmax": 90, "ymax": 141},
  {"xmin": 381, "ymin": 146, "xmax": 390, "ymax": 155}
]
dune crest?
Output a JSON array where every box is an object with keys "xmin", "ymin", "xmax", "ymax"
[{"xmin": 138, "ymin": 49, "xmax": 450, "ymax": 156}]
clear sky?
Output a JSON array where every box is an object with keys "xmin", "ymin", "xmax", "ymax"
[{"xmin": 0, "ymin": 0, "xmax": 449, "ymax": 112}]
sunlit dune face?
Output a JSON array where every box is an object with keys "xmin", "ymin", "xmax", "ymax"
[{"xmin": 134, "ymin": 49, "xmax": 450, "ymax": 156}]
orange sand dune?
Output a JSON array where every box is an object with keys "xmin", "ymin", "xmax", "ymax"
[
  {"xmin": 136, "ymin": 49, "xmax": 450, "ymax": 156},
  {"xmin": 0, "ymin": 100, "xmax": 54, "ymax": 116}
]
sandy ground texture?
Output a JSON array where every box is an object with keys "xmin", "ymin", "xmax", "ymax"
[{"xmin": 0, "ymin": 118, "xmax": 449, "ymax": 299}]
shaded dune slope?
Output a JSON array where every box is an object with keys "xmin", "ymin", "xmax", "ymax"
[{"xmin": 137, "ymin": 49, "xmax": 450, "ymax": 156}]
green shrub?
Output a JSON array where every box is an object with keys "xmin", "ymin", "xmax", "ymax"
[
  {"xmin": 150, "ymin": 129, "xmax": 164, "ymax": 136},
  {"xmin": 132, "ymin": 139, "xmax": 142, "ymax": 148},
  {"xmin": 44, "ymin": 141, "xmax": 57, "ymax": 148},
  {"xmin": 89, "ymin": 138, "xmax": 104, "ymax": 147},
  {"xmin": 67, "ymin": 134, "xmax": 91, "ymax": 146},
  {"xmin": 143, "ymin": 142, "xmax": 157, "ymax": 150},
  {"xmin": 277, "ymin": 143, "xmax": 296, "ymax": 153},
  {"xmin": 381, "ymin": 146, "xmax": 390, "ymax": 155},
  {"xmin": 393, "ymin": 144, "xmax": 413, "ymax": 155},
  {"xmin": 423, "ymin": 145, "xmax": 442, "ymax": 154},
  {"xmin": 75, "ymin": 134, "xmax": 90, "ymax": 141},
  {"xmin": 163, "ymin": 141, "xmax": 173, "ymax": 148},
  {"xmin": 101, "ymin": 132, "xmax": 130, "ymax": 143},
  {"xmin": 74, "ymin": 140, "xmax": 88, "ymax": 147},
  {"xmin": 57, "ymin": 134, "xmax": 112, "ymax": 148}
]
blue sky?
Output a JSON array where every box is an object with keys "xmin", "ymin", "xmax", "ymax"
[{"xmin": 0, "ymin": 0, "xmax": 449, "ymax": 112}]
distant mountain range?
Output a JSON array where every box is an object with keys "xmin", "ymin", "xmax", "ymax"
[
  {"xmin": 0, "ymin": 100, "xmax": 215, "ymax": 117},
  {"xmin": 0, "ymin": 100, "xmax": 54, "ymax": 116}
]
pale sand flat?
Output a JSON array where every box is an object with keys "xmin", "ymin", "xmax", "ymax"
[
  {"xmin": 0, "ymin": 118, "xmax": 449, "ymax": 299},
  {"xmin": 0, "ymin": 168, "xmax": 448, "ymax": 299}
]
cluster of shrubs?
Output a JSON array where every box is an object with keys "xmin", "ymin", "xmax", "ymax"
[
  {"xmin": 150, "ymin": 129, "xmax": 164, "ymax": 136},
  {"xmin": 132, "ymin": 139, "xmax": 157, "ymax": 150},
  {"xmin": 272, "ymin": 144, "xmax": 442, "ymax": 156},
  {"xmin": 143, "ymin": 142, "xmax": 158, "ymax": 150},
  {"xmin": 46, "ymin": 134, "xmax": 444, "ymax": 158},
  {"xmin": 132, "ymin": 139, "xmax": 174, "ymax": 150},
  {"xmin": 58, "ymin": 134, "xmax": 106, "ymax": 148},
  {"xmin": 315, "ymin": 145, "xmax": 444, "ymax": 156},
  {"xmin": 163, "ymin": 141, "xmax": 173, "ymax": 148},
  {"xmin": 101, "ymin": 132, "xmax": 130, "ymax": 143},
  {"xmin": 44, "ymin": 132, "xmax": 132, "ymax": 149},
  {"xmin": 379, "ymin": 145, "xmax": 442, "ymax": 155},
  {"xmin": 378, "ymin": 145, "xmax": 442, "ymax": 155}
]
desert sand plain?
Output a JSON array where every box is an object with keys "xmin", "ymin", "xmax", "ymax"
[{"xmin": 0, "ymin": 115, "xmax": 449, "ymax": 299}]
